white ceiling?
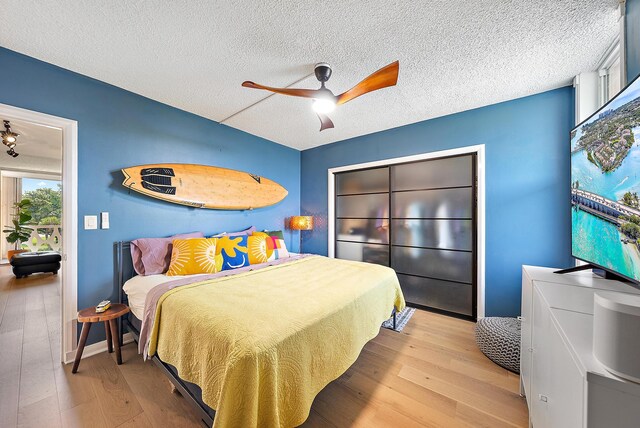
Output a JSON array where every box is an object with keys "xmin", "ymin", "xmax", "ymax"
[
  {"xmin": 0, "ymin": 1, "xmax": 619, "ymax": 150},
  {"xmin": 0, "ymin": 118, "xmax": 62, "ymax": 160},
  {"xmin": 0, "ymin": 117, "xmax": 62, "ymax": 173}
]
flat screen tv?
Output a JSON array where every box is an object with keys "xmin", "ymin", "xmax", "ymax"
[{"xmin": 570, "ymin": 74, "xmax": 640, "ymax": 284}]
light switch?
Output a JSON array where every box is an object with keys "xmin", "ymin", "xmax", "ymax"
[
  {"xmin": 84, "ymin": 215, "xmax": 98, "ymax": 230},
  {"xmin": 101, "ymin": 212, "xmax": 109, "ymax": 229}
]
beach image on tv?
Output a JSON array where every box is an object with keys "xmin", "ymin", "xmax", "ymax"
[{"xmin": 571, "ymin": 77, "xmax": 640, "ymax": 282}]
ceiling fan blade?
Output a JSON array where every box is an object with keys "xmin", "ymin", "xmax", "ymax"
[
  {"xmin": 336, "ymin": 61, "xmax": 399, "ymax": 105},
  {"xmin": 242, "ymin": 81, "xmax": 322, "ymax": 99},
  {"xmin": 317, "ymin": 112, "xmax": 334, "ymax": 132}
]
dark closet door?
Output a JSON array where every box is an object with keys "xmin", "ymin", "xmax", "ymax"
[
  {"xmin": 334, "ymin": 154, "xmax": 477, "ymax": 319},
  {"xmin": 335, "ymin": 167, "xmax": 390, "ymax": 266},
  {"xmin": 390, "ymin": 154, "xmax": 476, "ymax": 318}
]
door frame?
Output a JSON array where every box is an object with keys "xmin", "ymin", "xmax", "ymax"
[
  {"xmin": 327, "ymin": 144, "xmax": 486, "ymax": 318},
  {"xmin": 0, "ymin": 102, "xmax": 78, "ymax": 363}
]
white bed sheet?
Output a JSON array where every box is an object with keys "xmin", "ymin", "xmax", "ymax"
[
  {"xmin": 122, "ymin": 253, "xmax": 300, "ymax": 319},
  {"xmin": 123, "ymin": 273, "xmax": 208, "ymax": 319}
]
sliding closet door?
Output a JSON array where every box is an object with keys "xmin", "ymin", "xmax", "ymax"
[
  {"xmin": 335, "ymin": 167, "xmax": 389, "ymax": 266},
  {"xmin": 333, "ymin": 154, "xmax": 477, "ymax": 319},
  {"xmin": 391, "ymin": 154, "xmax": 476, "ymax": 318}
]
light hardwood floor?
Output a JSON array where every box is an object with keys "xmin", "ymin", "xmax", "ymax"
[{"xmin": 0, "ymin": 264, "xmax": 528, "ymax": 427}]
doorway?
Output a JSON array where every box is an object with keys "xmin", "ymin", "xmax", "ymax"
[{"xmin": 0, "ymin": 102, "xmax": 78, "ymax": 365}]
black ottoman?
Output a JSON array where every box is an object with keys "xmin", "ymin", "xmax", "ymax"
[{"xmin": 10, "ymin": 251, "xmax": 61, "ymax": 278}]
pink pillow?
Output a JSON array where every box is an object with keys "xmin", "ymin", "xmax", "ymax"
[{"xmin": 131, "ymin": 231, "xmax": 204, "ymax": 275}]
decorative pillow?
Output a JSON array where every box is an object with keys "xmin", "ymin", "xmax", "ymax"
[
  {"xmin": 216, "ymin": 235, "xmax": 250, "ymax": 270},
  {"xmin": 248, "ymin": 234, "xmax": 289, "ymax": 262},
  {"xmin": 262, "ymin": 229, "xmax": 284, "ymax": 240},
  {"xmin": 247, "ymin": 235, "xmax": 275, "ymax": 265},
  {"xmin": 166, "ymin": 238, "xmax": 222, "ymax": 276},
  {"xmin": 212, "ymin": 226, "xmax": 256, "ymax": 238},
  {"xmin": 268, "ymin": 236, "xmax": 290, "ymax": 259},
  {"xmin": 131, "ymin": 231, "xmax": 204, "ymax": 275}
]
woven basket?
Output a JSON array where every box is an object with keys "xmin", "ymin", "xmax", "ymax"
[{"xmin": 475, "ymin": 317, "xmax": 521, "ymax": 373}]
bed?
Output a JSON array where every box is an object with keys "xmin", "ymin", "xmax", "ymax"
[{"xmin": 115, "ymin": 241, "xmax": 405, "ymax": 428}]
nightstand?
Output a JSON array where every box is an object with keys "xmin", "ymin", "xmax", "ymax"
[{"xmin": 72, "ymin": 303, "xmax": 130, "ymax": 373}]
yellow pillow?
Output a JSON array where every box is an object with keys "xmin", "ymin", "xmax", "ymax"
[
  {"xmin": 247, "ymin": 234, "xmax": 275, "ymax": 264},
  {"xmin": 166, "ymin": 238, "xmax": 222, "ymax": 276}
]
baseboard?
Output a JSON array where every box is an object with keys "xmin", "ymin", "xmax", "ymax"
[{"xmin": 63, "ymin": 332, "xmax": 134, "ymax": 364}]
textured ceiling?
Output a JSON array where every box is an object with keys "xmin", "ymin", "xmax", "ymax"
[{"xmin": 0, "ymin": 1, "xmax": 619, "ymax": 150}]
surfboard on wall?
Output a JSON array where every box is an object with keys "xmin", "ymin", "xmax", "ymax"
[{"xmin": 121, "ymin": 163, "xmax": 288, "ymax": 210}]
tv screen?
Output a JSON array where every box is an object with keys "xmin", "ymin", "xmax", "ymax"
[{"xmin": 571, "ymin": 75, "xmax": 640, "ymax": 284}]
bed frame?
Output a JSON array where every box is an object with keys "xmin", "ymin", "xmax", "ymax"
[
  {"xmin": 115, "ymin": 241, "xmax": 215, "ymax": 427},
  {"xmin": 115, "ymin": 240, "xmax": 397, "ymax": 427}
]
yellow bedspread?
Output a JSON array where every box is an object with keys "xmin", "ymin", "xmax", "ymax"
[{"xmin": 148, "ymin": 255, "xmax": 405, "ymax": 428}]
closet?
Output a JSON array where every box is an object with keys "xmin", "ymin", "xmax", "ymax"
[{"xmin": 334, "ymin": 153, "xmax": 477, "ymax": 319}]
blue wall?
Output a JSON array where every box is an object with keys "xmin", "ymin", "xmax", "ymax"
[
  {"xmin": 0, "ymin": 44, "xmax": 578, "ymax": 327},
  {"xmin": 627, "ymin": 0, "xmax": 640, "ymax": 83},
  {"xmin": 0, "ymin": 47, "xmax": 300, "ymax": 344},
  {"xmin": 300, "ymin": 87, "xmax": 575, "ymax": 316}
]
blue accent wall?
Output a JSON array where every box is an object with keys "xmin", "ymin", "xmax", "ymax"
[
  {"xmin": 627, "ymin": 0, "xmax": 640, "ymax": 83},
  {"xmin": 0, "ymin": 44, "xmax": 576, "ymax": 330},
  {"xmin": 300, "ymin": 87, "xmax": 575, "ymax": 316},
  {"xmin": 0, "ymin": 47, "xmax": 300, "ymax": 344}
]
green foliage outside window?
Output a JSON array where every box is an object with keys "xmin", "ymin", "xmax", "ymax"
[{"xmin": 23, "ymin": 184, "xmax": 62, "ymax": 225}]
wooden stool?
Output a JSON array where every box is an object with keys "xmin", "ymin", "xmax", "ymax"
[{"xmin": 72, "ymin": 303, "xmax": 130, "ymax": 374}]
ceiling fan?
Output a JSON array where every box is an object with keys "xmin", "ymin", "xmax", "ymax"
[{"xmin": 241, "ymin": 61, "xmax": 399, "ymax": 131}]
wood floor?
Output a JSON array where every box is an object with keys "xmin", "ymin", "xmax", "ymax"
[{"xmin": 0, "ymin": 264, "xmax": 528, "ymax": 427}]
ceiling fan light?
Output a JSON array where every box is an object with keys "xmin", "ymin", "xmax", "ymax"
[{"xmin": 312, "ymin": 98, "xmax": 336, "ymax": 114}]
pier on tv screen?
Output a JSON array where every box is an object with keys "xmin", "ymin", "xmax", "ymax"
[{"xmin": 571, "ymin": 75, "xmax": 640, "ymax": 283}]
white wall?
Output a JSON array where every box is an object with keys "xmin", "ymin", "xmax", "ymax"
[{"xmin": 0, "ymin": 176, "xmax": 20, "ymax": 256}]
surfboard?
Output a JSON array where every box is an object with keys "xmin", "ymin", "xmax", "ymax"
[{"xmin": 121, "ymin": 163, "xmax": 288, "ymax": 210}]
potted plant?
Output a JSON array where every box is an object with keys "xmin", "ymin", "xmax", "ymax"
[{"xmin": 4, "ymin": 199, "xmax": 33, "ymax": 260}]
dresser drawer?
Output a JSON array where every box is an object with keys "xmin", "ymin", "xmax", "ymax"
[{"xmin": 535, "ymin": 281, "xmax": 596, "ymax": 314}]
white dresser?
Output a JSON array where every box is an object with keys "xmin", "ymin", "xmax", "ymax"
[{"xmin": 521, "ymin": 265, "xmax": 640, "ymax": 428}]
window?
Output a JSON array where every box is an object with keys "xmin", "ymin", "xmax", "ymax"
[
  {"xmin": 575, "ymin": 2, "xmax": 626, "ymax": 123},
  {"xmin": 598, "ymin": 37, "xmax": 623, "ymax": 105},
  {"xmin": 1, "ymin": 172, "xmax": 62, "ymax": 257}
]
